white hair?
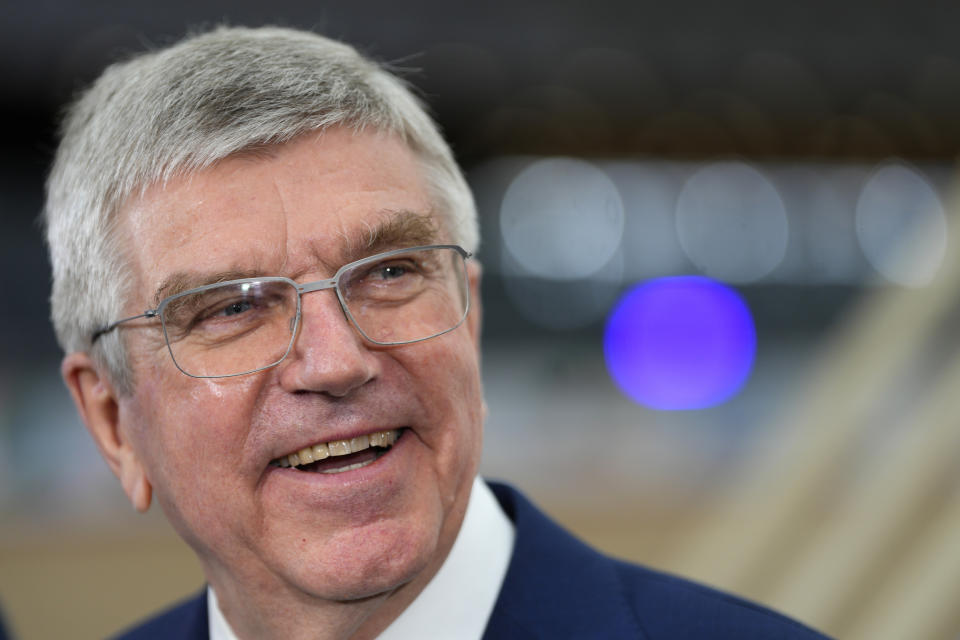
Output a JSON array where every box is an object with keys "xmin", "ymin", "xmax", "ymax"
[{"xmin": 44, "ymin": 25, "xmax": 478, "ymax": 393}]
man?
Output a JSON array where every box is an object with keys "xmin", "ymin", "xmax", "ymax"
[{"xmin": 45, "ymin": 26, "xmax": 828, "ymax": 639}]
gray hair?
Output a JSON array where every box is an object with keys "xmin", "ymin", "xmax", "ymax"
[{"xmin": 44, "ymin": 25, "xmax": 478, "ymax": 393}]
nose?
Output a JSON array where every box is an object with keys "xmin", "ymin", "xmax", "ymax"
[{"xmin": 277, "ymin": 288, "xmax": 381, "ymax": 397}]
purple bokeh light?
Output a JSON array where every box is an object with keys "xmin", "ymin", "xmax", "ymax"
[{"xmin": 603, "ymin": 276, "xmax": 757, "ymax": 410}]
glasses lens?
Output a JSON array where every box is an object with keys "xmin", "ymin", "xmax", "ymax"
[
  {"xmin": 161, "ymin": 279, "xmax": 298, "ymax": 377},
  {"xmin": 339, "ymin": 247, "xmax": 469, "ymax": 345}
]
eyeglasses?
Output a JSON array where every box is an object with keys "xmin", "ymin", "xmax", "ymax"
[{"xmin": 91, "ymin": 244, "xmax": 472, "ymax": 378}]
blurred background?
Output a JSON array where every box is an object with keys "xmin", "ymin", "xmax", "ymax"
[{"xmin": 3, "ymin": 1, "xmax": 960, "ymax": 638}]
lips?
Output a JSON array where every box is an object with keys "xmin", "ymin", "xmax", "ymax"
[{"xmin": 270, "ymin": 428, "xmax": 402, "ymax": 474}]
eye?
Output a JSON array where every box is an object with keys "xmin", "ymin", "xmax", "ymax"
[
  {"xmin": 377, "ymin": 263, "xmax": 409, "ymax": 280},
  {"xmin": 215, "ymin": 300, "xmax": 254, "ymax": 318}
]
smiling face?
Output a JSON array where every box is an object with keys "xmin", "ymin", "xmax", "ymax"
[{"xmin": 93, "ymin": 128, "xmax": 484, "ymax": 630}]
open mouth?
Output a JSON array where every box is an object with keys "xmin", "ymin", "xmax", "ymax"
[{"xmin": 270, "ymin": 428, "xmax": 404, "ymax": 474}]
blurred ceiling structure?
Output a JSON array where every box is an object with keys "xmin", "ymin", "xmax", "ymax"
[{"xmin": 5, "ymin": 1, "xmax": 960, "ymax": 164}]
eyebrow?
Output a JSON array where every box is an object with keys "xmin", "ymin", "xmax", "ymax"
[
  {"xmin": 151, "ymin": 268, "xmax": 265, "ymax": 308},
  {"xmin": 327, "ymin": 210, "xmax": 442, "ymax": 266},
  {"xmin": 149, "ymin": 210, "xmax": 442, "ymax": 307}
]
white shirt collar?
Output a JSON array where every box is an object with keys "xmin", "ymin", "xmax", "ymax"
[{"xmin": 209, "ymin": 477, "xmax": 515, "ymax": 640}]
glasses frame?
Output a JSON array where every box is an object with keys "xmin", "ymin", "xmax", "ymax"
[{"xmin": 91, "ymin": 244, "xmax": 473, "ymax": 378}]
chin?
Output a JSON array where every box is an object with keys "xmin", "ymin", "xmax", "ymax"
[{"xmin": 273, "ymin": 516, "xmax": 443, "ymax": 603}]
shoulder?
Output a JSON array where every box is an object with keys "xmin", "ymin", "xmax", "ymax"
[
  {"xmin": 111, "ymin": 590, "xmax": 208, "ymax": 640},
  {"xmin": 485, "ymin": 481, "xmax": 830, "ymax": 640},
  {"xmin": 611, "ymin": 559, "xmax": 829, "ymax": 639}
]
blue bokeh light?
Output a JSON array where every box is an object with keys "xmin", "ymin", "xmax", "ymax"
[{"xmin": 603, "ymin": 276, "xmax": 757, "ymax": 410}]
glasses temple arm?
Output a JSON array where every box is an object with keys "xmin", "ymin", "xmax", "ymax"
[{"xmin": 90, "ymin": 310, "xmax": 158, "ymax": 345}]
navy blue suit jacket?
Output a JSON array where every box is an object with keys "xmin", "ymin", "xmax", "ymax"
[{"xmin": 115, "ymin": 482, "xmax": 829, "ymax": 639}]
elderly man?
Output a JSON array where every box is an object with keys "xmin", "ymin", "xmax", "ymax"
[{"xmin": 45, "ymin": 26, "xmax": 828, "ymax": 639}]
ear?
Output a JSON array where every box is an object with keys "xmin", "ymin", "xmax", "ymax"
[
  {"xmin": 465, "ymin": 260, "xmax": 483, "ymax": 349},
  {"xmin": 62, "ymin": 352, "xmax": 152, "ymax": 512}
]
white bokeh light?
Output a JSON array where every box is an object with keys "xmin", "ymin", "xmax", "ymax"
[
  {"xmin": 500, "ymin": 157, "xmax": 624, "ymax": 280},
  {"xmin": 855, "ymin": 162, "xmax": 948, "ymax": 287},
  {"xmin": 675, "ymin": 161, "xmax": 789, "ymax": 283}
]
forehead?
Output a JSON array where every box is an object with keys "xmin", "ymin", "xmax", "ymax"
[{"xmin": 118, "ymin": 128, "xmax": 440, "ymax": 300}]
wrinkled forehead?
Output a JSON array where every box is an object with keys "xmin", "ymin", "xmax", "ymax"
[{"xmin": 114, "ymin": 129, "xmax": 448, "ymax": 305}]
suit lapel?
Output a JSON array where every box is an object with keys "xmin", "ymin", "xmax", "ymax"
[
  {"xmin": 114, "ymin": 589, "xmax": 208, "ymax": 640},
  {"xmin": 482, "ymin": 483, "xmax": 648, "ymax": 639}
]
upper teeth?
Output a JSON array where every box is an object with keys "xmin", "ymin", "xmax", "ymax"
[{"xmin": 275, "ymin": 429, "xmax": 399, "ymax": 468}]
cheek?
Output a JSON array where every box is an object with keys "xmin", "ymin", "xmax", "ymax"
[
  {"xmin": 412, "ymin": 336, "xmax": 485, "ymax": 478},
  {"xmin": 126, "ymin": 374, "xmax": 263, "ymax": 532}
]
